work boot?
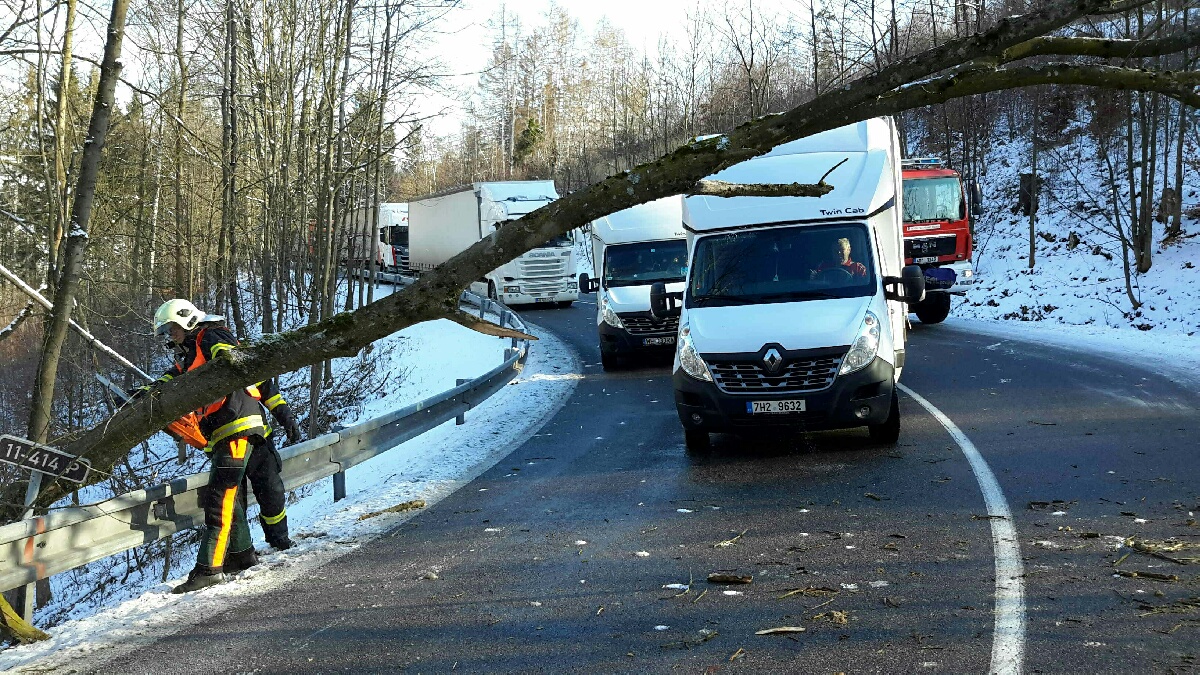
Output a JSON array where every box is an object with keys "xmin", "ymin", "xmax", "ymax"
[
  {"xmin": 267, "ymin": 536, "xmax": 295, "ymax": 551},
  {"xmin": 171, "ymin": 566, "xmax": 226, "ymax": 594},
  {"xmin": 224, "ymin": 547, "xmax": 259, "ymax": 574}
]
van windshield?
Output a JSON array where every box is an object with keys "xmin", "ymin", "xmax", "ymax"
[
  {"xmin": 902, "ymin": 176, "xmax": 963, "ymax": 223},
  {"xmin": 688, "ymin": 224, "xmax": 876, "ymax": 307},
  {"xmin": 605, "ymin": 240, "xmax": 688, "ymax": 288}
]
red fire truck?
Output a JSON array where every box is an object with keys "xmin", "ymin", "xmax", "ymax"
[{"xmin": 900, "ymin": 157, "xmax": 981, "ymax": 323}]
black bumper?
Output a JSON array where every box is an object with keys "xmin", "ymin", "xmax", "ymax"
[
  {"xmin": 673, "ymin": 356, "xmax": 895, "ymax": 433},
  {"xmin": 598, "ymin": 322, "xmax": 676, "ymax": 356}
]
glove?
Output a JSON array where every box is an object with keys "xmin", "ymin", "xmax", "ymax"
[
  {"xmin": 284, "ymin": 418, "xmax": 302, "ymax": 445},
  {"xmin": 126, "ymin": 385, "xmax": 151, "ymax": 401}
]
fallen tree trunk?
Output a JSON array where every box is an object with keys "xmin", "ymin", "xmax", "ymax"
[{"xmin": 4, "ymin": 0, "xmax": 1195, "ymax": 523}]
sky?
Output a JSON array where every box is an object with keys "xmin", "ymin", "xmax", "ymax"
[{"xmin": 421, "ymin": 0, "xmax": 706, "ymax": 133}]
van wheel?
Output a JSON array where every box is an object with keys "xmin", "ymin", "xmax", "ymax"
[
  {"xmin": 684, "ymin": 429, "xmax": 710, "ymax": 453},
  {"xmin": 487, "ymin": 281, "xmax": 498, "ymax": 302},
  {"xmin": 914, "ymin": 293, "xmax": 951, "ymax": 324},
  {"xmin": 556, "ymin": 301, "xmax": 573, "ymax": 308},
  {"xmin": 600, "ymin": 351, "xmax": 621, "ymax": 371},
  {"xmin": 868, "ymin": 391, "xmax": 901, "ymax": 444}
]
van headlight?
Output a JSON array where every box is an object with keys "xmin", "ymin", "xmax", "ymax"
[
  {"xmin": 677, "ymin": 325, "xmax": 713, "ymax": 382},
  {"xmin": 839, "ymin": 311, "xmax": 881, "ymax": 375},
  {"xmin": 600, "ymin": 296, "xmax": 624, "ymax": 329}
]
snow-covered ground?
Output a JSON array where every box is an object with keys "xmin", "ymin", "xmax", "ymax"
[
  {"xmin": 952, "ymin": 130, "xmax": 1199, "ymax": 339},
  {"xmin": 0, "ymin": 315, "xmax": 581, "ymax": 672}
]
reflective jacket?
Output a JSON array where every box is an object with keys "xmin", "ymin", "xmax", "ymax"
[{"xmin": 158, "ymin": 323, "xmax": 265, "ymax": 451}]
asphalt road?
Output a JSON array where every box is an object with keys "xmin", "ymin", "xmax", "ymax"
[{"xmin": 104, "ymin": 302, "xmax": 1199, "ymax": 674}]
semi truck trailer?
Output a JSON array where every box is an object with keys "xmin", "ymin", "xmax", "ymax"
[{"xmin": 408, "ymin": 181, "xmax": 578, "ymax": 306}]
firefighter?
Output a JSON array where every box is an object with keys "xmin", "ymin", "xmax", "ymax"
[
  {"xmin": 151, "ymin": 299, "xmax": 268, "ymax": 594},
  {"xmin": 244, "ymin": 377, "xmax": 301, "ymax": 551}
]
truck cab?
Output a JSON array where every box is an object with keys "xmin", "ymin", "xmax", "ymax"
[
  {"xmin": 900, "ymin": 158, "xmax": 979, "ymax": 323},
  {"xmin": 658, "ymin": 117, "xmax": 924, "ymax": 452},
  {"xmin": 477, "ymin": 182, "xmax": 578, "ymax": 307},
  {"xmin": 578, "ymin": 197, "xmax": 687, "ymax": 370}
]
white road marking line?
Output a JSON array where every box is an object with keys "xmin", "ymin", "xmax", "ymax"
[{"xmin": 898, "ymin": 383, "xmax": 1025, "ymax": 675}]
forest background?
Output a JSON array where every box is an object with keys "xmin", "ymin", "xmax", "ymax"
[{"xmin": 0, "ymin": 0, "xmax": 1195, "ymax": 556}]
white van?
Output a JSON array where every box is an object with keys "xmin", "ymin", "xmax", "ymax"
[
  {"xmin": 652, "ymin": 117, "xmax": 924, "ymax": 451},
  {"xmin": 578, "ymin": 197, "xmax": 688, "ymax": 370}
]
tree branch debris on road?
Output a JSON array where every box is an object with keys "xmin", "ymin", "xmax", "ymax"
[
  {"xmin": 714, "ymin": 529, "xmax": 748, "ymax": 548},
  {"xmin": 707, "ymin": 573, "xmax": 753, "ymax": 585},
  {"xmin": 357, "ymin": 499, "xmax": 426, "ymax": 521},
  {"xmin": 1126, "ymin": 538, "xmax": 1200, "ymax": 565},
  {"xmin": 1116, "ymin": 570, "xmax": 1180, "ymax": 582},
  {"xmin": 755, "ymin": 626, "xmax": 806, "ymax": 635}
]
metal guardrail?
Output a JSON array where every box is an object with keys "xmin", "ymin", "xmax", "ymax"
[{"xmin": 0, "ymin": 292, "xmax": 530, "ymax": 594}]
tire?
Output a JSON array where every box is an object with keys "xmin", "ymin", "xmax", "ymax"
[
  {"xmin": 600, "ymin": 350, "xmax": 621, "ymax": 371},
  {"xmin": 556, "ymin": 301, "xmax": 574, "ymax": 308},
  {"xmin": 868, "ymin": 391, "xmax": 901, "ymax": 444},
  {"xmin": 487, "ymin": 281, "xmax": 498, "ymax": 302},
  {"xmin": 684, "ymin": 429, "xmax": 710, "ymax": 453},
  {"xmin": 914, "ymin": 292, "xmax": 952, "ymax": 324}
]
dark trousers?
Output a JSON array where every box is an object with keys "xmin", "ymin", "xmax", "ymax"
[
  {"xmin": 197, "ymin": 436, "xmax": 253, "ymax": 572},
  {"xmin": 243, "ymin": 434, "xmax": 290, "ymax": 547}
]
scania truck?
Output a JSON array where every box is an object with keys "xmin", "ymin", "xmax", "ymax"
[
  {"xmin": 900, "ymin": 157, "xmax": 981, "ymax": 323},
  {"xmin": 653, "ymin": 117, "xmax": 925, "ymax": 451},
  {"xmin": 577, "ymin": 196, "xmax": 688, "ymax": 370},
  {"xmin": 408, "ymin": 181, "xmax": 578, "ymax": 306}
]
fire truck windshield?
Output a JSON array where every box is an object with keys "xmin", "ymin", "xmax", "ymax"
[{"xmin": 903, "ymin": 177, "xmax": 963, "ymax": 223}]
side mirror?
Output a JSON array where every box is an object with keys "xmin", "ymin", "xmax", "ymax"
[
  {"xmin": 578, "ymin": 273, "xmax": 599, "ymax": 294},
  {"xmin": 970, "ymin": 180, "xmax": 984, "ymax": 216},
  {"xmin": 650, "ymin": 282, "xmax": 669, "ymax": 318},
  {"xmin": 884, "ymin": 265, "xmax": 926, "ymax": 303},
  {"xmin": 650, "ymin": 282, "xmax": 684, "ymax": 319}
]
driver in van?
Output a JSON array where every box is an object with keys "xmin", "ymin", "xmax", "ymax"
[{"xmin": 811, "ymin": 237, "xmax": 868, "ymax": 279}]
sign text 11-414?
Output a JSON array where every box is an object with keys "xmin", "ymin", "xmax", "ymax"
[{"xmin": 0, "ymin": 435, "xmax": 91, "ymax": 484}]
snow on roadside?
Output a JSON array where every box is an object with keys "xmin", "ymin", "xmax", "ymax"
[
  {"xmin": 949, "ymin": 132, "xmax": 1200, "ymax": 339},
  {"xmin": 0, "ymin": 319, "xmax": 580, "ymax": 673}
]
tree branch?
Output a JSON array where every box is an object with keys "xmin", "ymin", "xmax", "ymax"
[
  {"xmin": 690, "ymin": 180, "xmax": 835, "ymax": 198},
  {"xmin": 1002, "ymin": 32, "xmax": 1200, "ymax": 63},
  {"xmin": 0, "ymin": 0, "xmax": 1165, "ymax": 521}
]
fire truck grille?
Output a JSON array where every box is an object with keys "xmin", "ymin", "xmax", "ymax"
[{"xmin": 905, "ymin": 234, "xmax": 958, "ymax": 258}]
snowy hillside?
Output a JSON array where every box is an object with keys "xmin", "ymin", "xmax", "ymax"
[{"xmin": 952, "ymin": 132, "xmax": 1199, "ymax": 337}]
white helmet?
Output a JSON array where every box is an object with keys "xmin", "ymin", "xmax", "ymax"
[{"xmin": 153, "ymin": 299, "xmax": 202, "ymax": 336}]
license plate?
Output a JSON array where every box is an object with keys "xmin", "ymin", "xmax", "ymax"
[
  {"xmin": 747, "ymin": 400, "xmax": 806, "ymax": 414},
  {"xmin": 535, "ymin": 297, "xmax": 553, "ymax": 303},
  {"xmin": 643, "ymin": 336, "xmax": 675, "ymax": 346},
  {"xmin": 914, "ymin": 256, "xmax": 938, "ymax": 264}
]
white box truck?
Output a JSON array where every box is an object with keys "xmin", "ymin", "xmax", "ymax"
[
  {"xmin": 577, "ymin": 196, "xmax": 688, "ymax": 370},
  {"xmin": 652, "ymin": 117, "xmax": 925, "ymax": 451},
  {"xmin": 409, "ymin": 181, "xmax": 578, "ymax": 307}
]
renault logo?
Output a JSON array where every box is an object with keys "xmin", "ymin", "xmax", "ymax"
[{"xmin": 763, "ymin": 348, "xmax": 783, "ymax": 372}]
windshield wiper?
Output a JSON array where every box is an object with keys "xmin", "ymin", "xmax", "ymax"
[
  {"xmin": 757, "ymin": 291, "xmax": 845, "ymax": 301},
  {"xmin": 691, "ymin": 294, "xmax": 760, "ymax": 305}
]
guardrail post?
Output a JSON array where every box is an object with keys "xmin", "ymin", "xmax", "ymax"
[
  {"xmin": 456, "ymin": 378, "xmax": 468, "ymax": 424},
  {"xmin": 333, "ymin": 470, "xmax": 346, "ymax": 502}
]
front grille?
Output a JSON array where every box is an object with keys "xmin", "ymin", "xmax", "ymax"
[
  {"xmin": 905, "ymin": 234, "xmax": 958, "ymax": 258},
  {"xmin": 519, "ymin": 256, "xmax": 568, "ymax": 278},
  {"xmin": 522, "ymin": 278, "xmax": 565, "ymax": 295},
  {"xmin": 620, "ymin": 314, "xmax": 678, "ymax": 335},
  {"xmin": 709, "ymin": 354, "xmax": 844, "ymax": 394}
]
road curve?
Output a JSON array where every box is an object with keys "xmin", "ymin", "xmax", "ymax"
[{"xmin": 97, "ymin": 305, "xmax": 1199, "ymax": 674}]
